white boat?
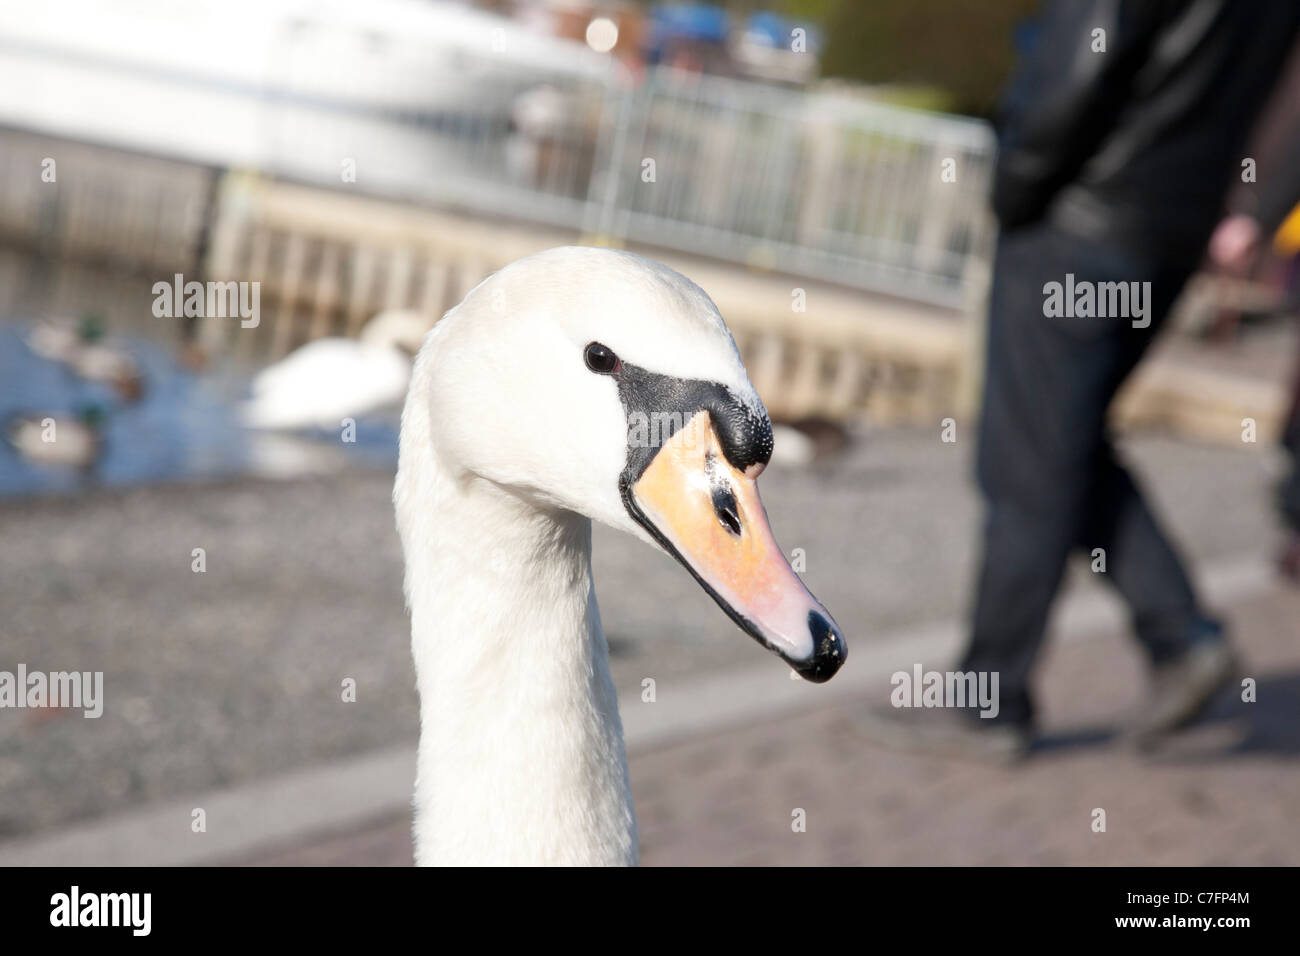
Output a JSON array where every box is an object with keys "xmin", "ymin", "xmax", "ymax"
[{"xmin": 0, "ymin": 0, "xmax": 615, "ymax": 199}]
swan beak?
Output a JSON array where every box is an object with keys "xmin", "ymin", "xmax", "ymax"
[{"xmin": 624, "ymin": 411, "xmax": 847, "ymax": 682}]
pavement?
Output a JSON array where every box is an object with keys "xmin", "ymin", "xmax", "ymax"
[
  {"xmin": 226, "ymin": 579, "xmax": 1300, "ymax": 866},
  {"xmin": 629, "ymin": 586, "xmax": 1300, "ymax": 867}
]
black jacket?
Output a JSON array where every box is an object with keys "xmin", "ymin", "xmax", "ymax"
[
  {"xmin": 1252, "ymin": 134, "xmax": 1300, "ymax": 236},
  {"xmin": 994, "ymin": 0, "xmax": 1300, "ymax": 263}
]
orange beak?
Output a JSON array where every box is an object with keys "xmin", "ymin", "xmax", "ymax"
[{"xmin": 622, "ymin": 410, "xmax": 846, "ymax": 681}]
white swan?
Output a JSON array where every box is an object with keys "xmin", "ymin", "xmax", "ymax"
[
  {"xmin": 240, "ymin": 310, "xmax": 430, "ymax": 430},
  {"xmin": 394, "ymin": 247, "xmax": 847, "ymax": 866}
]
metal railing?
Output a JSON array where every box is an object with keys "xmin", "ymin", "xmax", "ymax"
[
  {"xmin": 585, "ymin": 71, "xmax": 996, "ymax": 306},
  {"xmin": 240, "ymin": 58, "xmax": 997, "ymax": 308}
]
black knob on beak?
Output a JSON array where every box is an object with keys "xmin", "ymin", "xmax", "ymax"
[{"xmin": 792, "ymin": 611, "xmax": 847, "ymax": 683}]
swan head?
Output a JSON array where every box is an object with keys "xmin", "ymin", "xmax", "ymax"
[{"xmin": 417, "ymin": 246, "xmax": 846, "ymax": 682}]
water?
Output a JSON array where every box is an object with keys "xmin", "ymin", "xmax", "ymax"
[{"xmin": 0, "ymin": 322, "xmax": 399, "ymax": 497}]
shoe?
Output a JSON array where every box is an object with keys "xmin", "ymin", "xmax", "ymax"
[
  {"xmin": 1126, "ymin": 638, "xmax": 1239, "ymax": 749},
  {"xmin": 853, "ymin": 703, "xmax": 1032, "ymax": 764}
]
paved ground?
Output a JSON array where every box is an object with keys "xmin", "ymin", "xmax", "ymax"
[
  {"xmin": 232, "ymin": 583, "xmax": 1300, "ymax": 866},
  {"xmin": 0, "ymin": 421, "xmax": 1289, "ymax": 840},
  {"xmin": 630, "ymin": 587, "xmax": 1300, "ymax": 866}
]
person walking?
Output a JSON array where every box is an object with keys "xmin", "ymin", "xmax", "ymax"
[{"xmin": 861, "ymin": 0, "xmax": 1300, "ymax": 759}]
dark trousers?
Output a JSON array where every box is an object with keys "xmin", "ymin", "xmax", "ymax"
[
  {"xmin": 960, "ymin": 223, "xmax": 1218, "ymax": 726},
  {"xmin": 1280, "ymin": 361, "xmax": 1300, "ymax": 533}
]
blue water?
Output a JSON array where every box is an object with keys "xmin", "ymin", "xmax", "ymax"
[{"xmin": 0, "ymin": 323, "xmax": 399, "ymax": 497}]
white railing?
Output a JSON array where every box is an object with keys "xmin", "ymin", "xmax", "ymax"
[
  {"xmin": 584, "ymin": 71, "xmax": 996, "ymax": 306},
  {"xmin": 300, "ymin": 64, "xmax": 998, "ymax": 308}
]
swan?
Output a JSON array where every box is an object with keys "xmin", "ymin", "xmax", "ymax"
[
  {"xmin": 240, "ymin": 310, "xmax": 429, "ymax": 430},
  {"xmin": 394, "ymin": 246, "xmax": 848, "ymax": 866}
]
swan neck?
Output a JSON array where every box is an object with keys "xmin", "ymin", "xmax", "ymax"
[{"xmin": 400, "ymin": 463, "xmax": 636, "ymax": 865}]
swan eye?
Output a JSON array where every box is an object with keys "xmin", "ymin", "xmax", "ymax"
[{"xmin": 584, "ymin": 342, "xmax": 621, "ymax": 374}]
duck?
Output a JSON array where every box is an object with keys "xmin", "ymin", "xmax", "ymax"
[
  {"xmin": 770, "ymin": 416, "xmax": 853, "ymax": 467},
  {"xmin": 26, "ymin": 316, "xmax": 145, "ymax": 402},
  {"xmin": 240, "ymin": 310, "xmax": 430, "ymax": 431},
  {"xmin": 393, "ymin": 246, "xmax": 848, "ymax": 866},
  {"xmin": 6, "ymin": 405, "xmax": 105, "ymax": 470}
]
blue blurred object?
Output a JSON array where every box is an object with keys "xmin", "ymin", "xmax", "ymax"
[
  {"xmin": 1013, "ymin": 18, "xmax": 1041, "ymax": 55},
  {"xmin": 647, "ymin": 3, "xmax": 730, "ymax": 61}
]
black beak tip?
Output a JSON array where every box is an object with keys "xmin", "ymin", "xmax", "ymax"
[{"xmin": 792, "ymin": 611, "xmax": 847, "ymax": 683}]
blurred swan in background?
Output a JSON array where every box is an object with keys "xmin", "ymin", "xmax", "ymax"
[{"xmin": 240, "ymin": 310, "xmax": 430, "ymax": 431}]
